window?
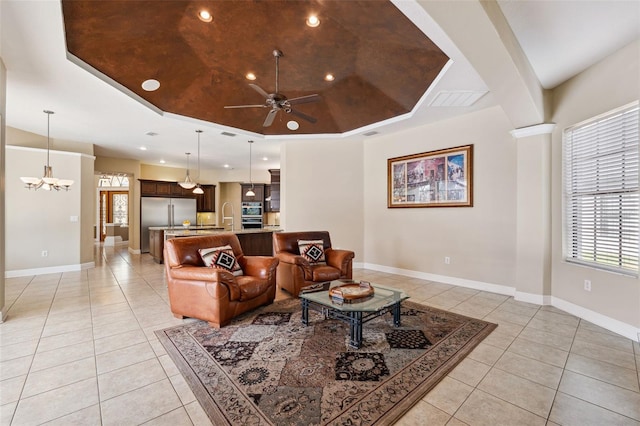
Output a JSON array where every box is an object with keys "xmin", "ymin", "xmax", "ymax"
[{"xmin": 563, "ymin": 102, "xmax": 639, "ymax": 275}]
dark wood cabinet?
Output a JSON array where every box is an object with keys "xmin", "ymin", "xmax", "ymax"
[
  {"xmin": 149, "ymin": 229, "xmax": 164, "ymax": 263},
  {"xmin": 171, "ymin": 184, "xmax": 185, "ymax": 197},
  {"xmin": 264, "ymin": 184, "xmax": 272, "ymax": 212},
  {"xmin": 241, "ymin": 183, "xmax": 265, "ymax": 202},
  {"xmin": 268, "ymin": 169, "xmax": 280, "ymax": 212},
  {"xmin": 237, "ymin": 231, "xmax": 274, "ymax": 256},
  {"xmin": 140, "ymin": 179, "xmax": 216, "ymax": 212},
  {"xmin": 196, "ymin": 185, "xmax": 216, "ymax": 212}
]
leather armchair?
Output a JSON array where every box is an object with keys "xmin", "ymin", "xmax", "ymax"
[
  {"xmin": 164, "ymin": 233, "xmax": 279, "ymax": 328},
  {"xmin": 273, "ymin": 231, "xmax": 355, "ymax": 297}
]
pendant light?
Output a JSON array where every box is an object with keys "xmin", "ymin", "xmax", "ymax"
[
  {"xmin": 192, "ymin": 130, "xmax": 204, "ymax": 194},
  {"xmin": 178, "ymin": 151, "xmax": 196, "ymax": 189},
  {"xmin": 20, "ymin": 110, "xmax": 74, "ymax": 191},
  {"xmin": 245, "ymin": 140, "xmax": 255, "ymax": 197}
]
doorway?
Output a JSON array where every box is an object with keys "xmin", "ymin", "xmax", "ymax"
[{"xmin": 99, "ymin": 191, "xmax": 129, "ymax": 242}]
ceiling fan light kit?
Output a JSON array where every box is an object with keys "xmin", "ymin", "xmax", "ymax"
[
  {"xmin": 225, "ymin": 49, "xmax": 320, "ymax": 128},
  {"xmin": 20, "ymin": 110, "xmax": 74, "ymax": 191}
]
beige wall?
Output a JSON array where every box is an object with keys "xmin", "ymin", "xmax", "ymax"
[
  {"xmin": 5, "ymin": 146, "xmax": 92, "ymax": 273},
  {"xmin": 362, "ymin": 106, "xmax": 517, "ymax": 287},
  {"xmin": 281, "ymin": 138, "xmax": 364, "ymax": 261},
  {"xmin": 550, "ymin": 40, "xmax": 640, "ymax": 329},
  {"xmin": 0, "ymin": 54, "xmax": 7, "ymax": 319}
]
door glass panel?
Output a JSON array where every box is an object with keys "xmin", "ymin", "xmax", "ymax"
[{"xmin": 112, "ymin": 193, "xmax": 128, "ymax": 224}]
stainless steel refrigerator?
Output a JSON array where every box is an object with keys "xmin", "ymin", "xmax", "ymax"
[{"xmin": 140, "ymin": 197, "xmax": 197, "ymax": 253}]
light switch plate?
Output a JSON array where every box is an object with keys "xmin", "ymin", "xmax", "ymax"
[{"xmin": 70, "ymin": 216, "xmax": 78, "ymax": 222}]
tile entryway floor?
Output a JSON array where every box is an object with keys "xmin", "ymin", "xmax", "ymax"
[{"xmin": 1, "ymin": 245, "xmax": 639, "ymax": 425}]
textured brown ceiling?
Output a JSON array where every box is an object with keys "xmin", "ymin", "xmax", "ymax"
[{"xmin": 61, "ymin": 1, "xmax": 449, "ymax": 136}]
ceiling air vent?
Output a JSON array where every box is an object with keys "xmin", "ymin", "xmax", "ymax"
[
  {"xmin": 221, "ymin": 131, "xmax": 237, "ymax": 137},
  {"xmin": 363, "ymin": 131, "xmax": 379, "ymax": 137},
  {"xmin": 145, "ymin": 131, "xmax": 158, "ymax": 136},
  {"xmin": 428, "ymin": 91, "xmax": 487, "ymax": 107}
]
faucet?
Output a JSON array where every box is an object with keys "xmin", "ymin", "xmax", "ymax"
[{"xmin": 222, "ymin": 202, "xmax": 235, "ymax": 231}]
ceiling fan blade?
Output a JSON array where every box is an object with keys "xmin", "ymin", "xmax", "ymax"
[
  {"xmin": 249, "ymin": 83, "xmax": 270, "ymax": 99},
  {"xmin": 288, "ymin": 108, "xmax": 317, "ymax": 124},
  {"xmin": 287, "ymin": 94, "xmax": 320, "ymax": 106},
  {"xmin": 263, "ymin": 109, "xmax": 278, "ymax": 127},
  {"xmin": 224, "ymin": 104, "xmax": 267, "ymax": 109}
]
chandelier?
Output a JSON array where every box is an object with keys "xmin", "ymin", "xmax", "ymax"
[
  {"xmin": 178, "ymin": 151, "xmax": 196, "ymax": 189},
  {"xmin": 245, "ymin": 140, "xmax": 255, "ymax": 196},
  {"xmin": 20, "ymin": 110, "xmax": 74, "ymax": 191},
  {"xmin": 192, "ymin": 130, "xmax": 204, "ymax": 194}
]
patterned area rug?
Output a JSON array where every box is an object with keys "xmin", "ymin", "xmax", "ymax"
[{"xmin": 156, "ymin": 299, "xmax": 497, "ymax": 425}]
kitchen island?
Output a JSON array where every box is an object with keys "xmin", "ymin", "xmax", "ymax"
[{"xmin": 148, "ymin": 226, "xmax": 281, "ymax": 263}]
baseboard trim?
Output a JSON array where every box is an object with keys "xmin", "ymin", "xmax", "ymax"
[
  {"xmin": 551, "ymin": 296, "xmax": 640, "ymax": 342},
  {"xmin": 361, "ymin": 263, "xmax": 639, "ymax": 341},
  {"xmin": 362, "ymin": 263, "xmax": 516, "ymax": 296},
  {"xmin": 128, "ymin": 247, "xmax": 141, "ymax": 255},
  {"xmin": 5, "ymin": 261, "xmax": 95, "ymax": 278},
  {"xmin": 514, "ymin": 291, "xmax": 552, "ymax": 305}
]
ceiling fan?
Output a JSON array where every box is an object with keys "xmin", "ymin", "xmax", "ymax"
[{"xmin": 224, "ymin": 49, "xmax": 320, "ymax": 127}]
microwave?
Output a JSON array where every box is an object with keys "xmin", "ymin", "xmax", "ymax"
[{"xmin": 241, "ymin": 202, "xmax": 263, "ymax": 217}]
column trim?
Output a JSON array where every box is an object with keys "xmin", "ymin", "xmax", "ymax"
[{"xmin": 510, "ymin": 123, "xmax": 556, "ymax": 138}]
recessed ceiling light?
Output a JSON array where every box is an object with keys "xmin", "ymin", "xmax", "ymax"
[
  {"xmin": 141, "ymin": 79, "xmax": 160, "ymax": 91},
  {"xmin": 246, "ymin": 72, "xmax": 257, "ymax": 81},
  {"xmin": 287, "ymin": 120, "xmax": 300, "ymax": 130},
  {"xmin": 306, "ymin": 15, "xmax": 320, "ymax": 27},
  {"xmin": 324, "ymin": 73, "xmax": 335, "ymax": 82},
  {"xmin": 198, "ymin": 10, "xmax": 213, "ymax": 22},
  {"xmin": 140, "ymin": 146, "xmax": 147, "ymax": 151},
  {"xmin": 223, "ymin": 164, "xmax": 230, "ymax": 168},
  {"xmin": 159, "ymin": 159, "xmax": 166, "ymax": 164},
  {"xmin": 262, "ymin": 157, "xmax": 268, "ymax": 161}
]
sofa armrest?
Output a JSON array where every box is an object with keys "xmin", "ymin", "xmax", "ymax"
[
  {"xmin": 325, "ymin": 248, "xmax": 355, "ymax": 273},
  {"xmin": 169, "ymin": 266, "xmax": 241, "ymax": 300},
  {"xmin": 275, "ymin": 251, "xmax": 309, "ymax": 267},
  {"xmin": 239, "ymin": 256, "xmax": 279, "ymax": 279}
]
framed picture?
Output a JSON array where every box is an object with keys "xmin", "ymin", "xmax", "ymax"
[{"xmin": 387, "ymin": 144, "xmax": 473, "ymax": 208}]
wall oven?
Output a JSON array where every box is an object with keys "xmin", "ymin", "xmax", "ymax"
[{"xmin": 241, "ymin": 202, "xmax": 263, "ymax": 229}]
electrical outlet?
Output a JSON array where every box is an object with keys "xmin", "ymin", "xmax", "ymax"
[
  {"xmin": 444, "ymin": 256, "xmax": 451, "ymax": 265},
  {"xmin": 584, "ymin": 279, "xmax": 591, "ymax": 292},
  {"xmin": 41, "ymin": 250, "xmax": 48, "ymax": 257}
]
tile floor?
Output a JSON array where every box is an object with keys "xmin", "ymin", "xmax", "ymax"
[{"xmin": 1, "ymin": 244, "xmax": 639, "ymax": 425}]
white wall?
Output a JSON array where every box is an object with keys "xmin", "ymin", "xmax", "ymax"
[
  {"xmin": 363, "ymin": 106, "xmax": 518, "ymax": 288},
  {"xmin": 281, "ymin": 138, "xmax": 364, "ymax": 260},
  {"xmin": 550, "ymin": 40, "xmax": 640, "ymax": 330}
]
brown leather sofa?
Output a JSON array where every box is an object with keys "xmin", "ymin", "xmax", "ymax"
[
  {"xmin": 273, "ymin": 231, "xmax": 355, "ymax": 297},
  {"xmin": 164, "ymin": 233, "xmax": 279, "ymax": 328}
]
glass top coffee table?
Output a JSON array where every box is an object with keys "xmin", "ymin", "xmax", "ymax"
[{"xmin": 299, "ymin": 280, "xmax": 409, "ymax": 349}]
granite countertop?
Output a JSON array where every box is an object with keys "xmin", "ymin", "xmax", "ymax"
[
  {"xmin": 164, "ymin": 228, "xmax": 282, "ymax": 237},
  {"xmin": 148, "ymin": 225, "xmax": 225, "ymax": 231}
]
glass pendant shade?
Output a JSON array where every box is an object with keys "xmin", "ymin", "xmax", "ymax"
[
  {"xmin": 191, "ymin": 130, "xmax": 204, "ymax": 194},
  {"xmin": 245, "ymin": 140, "xmax": 255, "ymax": 196},
  {"xmin": 20, "ymin": 110, "xmax": 74, "ymax": 191},
  {"xmin": 179, "ymin": 152, "xmax": 197, "ymax": 189}
]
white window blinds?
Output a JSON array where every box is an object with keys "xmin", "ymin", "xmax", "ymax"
[{"xmin": 563, "ymin": 102, "xmax": 640, "ymax": 275}]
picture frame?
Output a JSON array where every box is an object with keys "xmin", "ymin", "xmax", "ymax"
[{"xmin": 388, "ymin": 144, "xmax": 473, "ymax": 208}]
